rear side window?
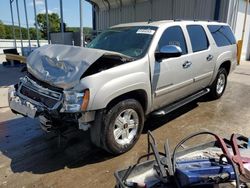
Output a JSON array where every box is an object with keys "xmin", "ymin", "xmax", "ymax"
[
  {"xmin": 207, "ymin": 25, "xmax": 236, "ymax": 47},
  {"xmin": 187, "ymin": 25, "xmax": 209, "ymax": 52},
  {"xmin": 158, "ymin": 26, "xmax": 187, "ymax": 55}
]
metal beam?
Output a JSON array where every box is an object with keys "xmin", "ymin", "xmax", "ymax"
[
  {"xmin": 45, "ymin": 0, "xmax": 50, "ymax": 44},
  {"xmin": 214, "ymin": 0, "xmax": 221, "ymax": 21},
  {"xmin": 60, "ymin": 0, "xmax": 64, "ymax": 43},
  {"xmin": 33, "ymin": 0, "xmax": 40, "ymax": 47},
  {"xmin": 79, "ymin": 0, "xmax": 83, "ymax": 47},
  {"xmin": 9, "ymin": 0, "xmax": 16, "ymax": 48},
  {"xmin": 237, "ymin": 0, "xmax": 249, "ymax": 64},
  {"xmin": 119, "ymin": 0, "xmax": 122, "ymax": 23},
  {"xmin": 85, "ymin": 0, "xmax": 99, "ymax": 31},
  {"xmin": 24, "ymin": 0, "xmax": 31, "ymax": 50},
  {"xmin": 241, "ymin": 0, "xmax": 249, "ymax": 41},
  {"xmin": 92, "ymin": 5, "xmax": 97, "ymax": 31},
  {"xmin": 149, "ymin": 0, "xmax": 153, "ymax": 21},
  {"xmin": 171, "ymin": 0, "xmax": 174, "ymax": 20},
  {"xmin": 134, "ymin": 0, "xmax": 136, "ymax": 21},
  {"xmin": 16, "ymin": 0, "xmax": 23, "ymax": 51},
  {"xmin": 103, "ymin": 0, "xmax": 110, "ymax": 27}
]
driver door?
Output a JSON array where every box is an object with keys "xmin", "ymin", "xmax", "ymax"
[{"xmin": 152, "ymin": 26, "xmax": 196, "ymax": 110}]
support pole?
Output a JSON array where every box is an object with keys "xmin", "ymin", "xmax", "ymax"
[
  {"xmin": 60, "ymin": 0, "xmax": 64, "ymax": 43},
  {"xmin": 33, "ymin": 0, "xmax": 40, "ymax": 47},
  {"xmin": 16, "ymin": 0, "xmax": 23, "ymax": 52},
  {"xmin": 24, "ymin": 0, "xmax": 31, "ymax": 51},
  {"xmin": 133, "ymin": 0, "xmax": 136, "ymax": 21},
  {"xmin": 10, "ymin": 0, "xmax": 16, "ymax": 48},
  {"xmin": 237, "ymin": 0, "xmax": 249, "ymax": 64},
  {"xmin": 241, "ymin": 0, "xmax": 249, "ymax": 41},
  {"xmin": 119, "ymin": 0, "xmax": 122, "ymax": 23},
  {"xmin": 45, "ymin": 0, "xmax": 50, "ymax": 44},
  {"xmin": 149, "ymin": 0, "xmax": 153, "ymax": 21},
  {"xmin": 79, "ymin": 0, "xmax": 83, "ymax": 47}
]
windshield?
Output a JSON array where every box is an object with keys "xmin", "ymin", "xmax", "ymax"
[{"xmin": 87, "ymin": 26, "xmax": 157, "ymax": 58}]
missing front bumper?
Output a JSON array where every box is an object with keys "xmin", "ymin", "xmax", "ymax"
[{"xmin": 8, "ymin": 85, "xmax": 96, "ymax": 131}]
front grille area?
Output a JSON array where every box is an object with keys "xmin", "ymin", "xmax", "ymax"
[
  {"xmin": 19, "ymin": 77, "xmax": 62, "ymax": 109},
  {"xmin": 27, "ymin": 73, "xmax": 63, "ymax": 92}
]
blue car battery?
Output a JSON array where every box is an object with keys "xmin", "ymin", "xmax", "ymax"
[{"xmin": 175, "ymin": 158, "xmax": 236, "ymax": 187}]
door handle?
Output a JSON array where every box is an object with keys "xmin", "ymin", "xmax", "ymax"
[
  {"xmin": 207, "ymin": 54, "xmax": 213, "ymax": 61},
  {"xmin": 183, "ymin": 61, "xmax": 192, "ymax": 69}
]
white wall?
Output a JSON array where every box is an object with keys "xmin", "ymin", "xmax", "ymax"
[
  {"xmin": 0, "ymin": 39, "xmax": 48, "ymax": 54},
  {"xmin": 234, "ymin": 0, "xmax": 250, "ymax": 60}
]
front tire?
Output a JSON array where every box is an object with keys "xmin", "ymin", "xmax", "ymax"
[
  {"xmin": 209, "ymin": 68, "xmax": 228, "ymax": 99},
  {"xmin": 91, "ymin": 99, "xmax": 144, "ymax": 155}
]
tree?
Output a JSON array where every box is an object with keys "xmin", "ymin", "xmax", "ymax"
[
  {"xmin": 0, "ymin": 20, "xmax": 6, "ymax": 39},
  {"xmin": 37, "ymin": 13, "xmax": 61, "ymax": 39},
  {"xmin": 29, "ymin": 28, "xmax": 39, "ymax": 40}
]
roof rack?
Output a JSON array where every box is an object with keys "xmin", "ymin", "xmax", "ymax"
[
  {"xmin": 148, "ymin": 19, "xmax": 153, "ymax": 24},
  {"xmin": 174, "ymin": 19, "xmax": 219, "ymax": 22}
]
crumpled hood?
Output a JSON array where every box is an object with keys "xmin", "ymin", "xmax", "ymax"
[{"xmin": 27, "ymin": 44, "xmax": 128, "ymax": 89}]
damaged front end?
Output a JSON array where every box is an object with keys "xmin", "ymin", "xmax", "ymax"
[
  {"xmin": 9, "ymin": 75, "xmax": 94, "ymax": 132},
  {"xmin": 8, "ymin": 44, "xmax": 131, "ymax": 133},
  {"xmin": 8, "ymin": 44, "xmax": 133, "ymax": 132},
  {"xmin": 9, "ymin": 76, "xmax": 62, "ymax": 118}
]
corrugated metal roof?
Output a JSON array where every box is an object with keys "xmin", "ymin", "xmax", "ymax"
[
  {"xmin": 90, "ymin": 0, "xmax": 148, "ymax": 10},
  {"xmin": 90, "ymin": 0, "xmax": 230, "ymax": 31}
]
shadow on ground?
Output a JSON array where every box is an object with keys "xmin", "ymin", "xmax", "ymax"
[
  {"xmin": 143, "ymin": 101, "xmax": 199, "ymax": 133},
  {"xmin": 0, "ymin": 65, "xmax": 26, "ymax": 87},
  {"xmin": 0, "ymin": 97, "xmax": 203, "ymax": 175},
  {"xmin": 0, "ymin": 116, "xmax": 114, "ymax": 174}
]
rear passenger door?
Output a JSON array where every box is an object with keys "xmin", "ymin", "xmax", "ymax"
[{"xmin": 186, "ymin": 25, "xmax": 215, "ymax": 90}]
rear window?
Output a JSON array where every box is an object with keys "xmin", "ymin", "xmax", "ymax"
[
  {"xmin": 187, "ymin": 25, "xmax": 209, "ymax": 52},
  {"xmin": 207, "ymin": 25, "xmax": 236, "ymax": 47}
]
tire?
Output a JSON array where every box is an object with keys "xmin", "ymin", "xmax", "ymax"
[
  {"xmin": 209, "ymin": 68, "xmax": 228, "ymax": 100},
  {"xmin": 90, "ymin": 99, "xmax": 144, "ymax": 155}
]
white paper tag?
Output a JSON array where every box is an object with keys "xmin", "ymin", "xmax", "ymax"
[{"xmin": 136, "ymin": 29, "xmax": 155, "ymax": 35}]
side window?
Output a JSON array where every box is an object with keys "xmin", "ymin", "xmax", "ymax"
[
  {"xmin": 187, "ymin": 25, "xmax": 209, "ymax": 52},
  {"xmin": 207, "ymin": 25, "xmax": 236, "ymax": 47},
  {"xmin": 158, "ymin": 26, "xmax": 187, "ymax": 55}
]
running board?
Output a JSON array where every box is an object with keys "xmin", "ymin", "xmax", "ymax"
[{"xmin": 152, "ymin": 88, "xmax": 210, "ymax": 116}]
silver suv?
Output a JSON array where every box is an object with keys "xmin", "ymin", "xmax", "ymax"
[{"xmin": 9, "ymin": 20, "xmax": 237, "ymax": 154}]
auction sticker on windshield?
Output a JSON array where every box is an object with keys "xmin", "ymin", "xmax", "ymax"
[{"xmin": 136, "ymin": 29, "xmax": 155, "ymax": 35}]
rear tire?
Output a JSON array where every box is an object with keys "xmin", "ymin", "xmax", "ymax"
[
  {"xmin": 90, "ymin": 99, "xmax": 144, "ymax": 155},
  {"xmin": 209, "ymin": 68, "xmax": 227, "ymax": 99}
]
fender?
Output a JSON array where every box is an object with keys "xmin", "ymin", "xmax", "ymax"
[
  {"xmin": 92, "ymin": 72, "xmax": 151, "ymax": 113},
  {"xmin": 79, "ymin": 56, "xmax": 152, "ymax": 113},
  {"xmin": 210, "ymin": 50, "xmax": 233, "ymax": 85}
]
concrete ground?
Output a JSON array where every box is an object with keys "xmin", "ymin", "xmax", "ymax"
[{"xmin": 0, "ymin": 56, "xmax": 250, "ymax": 188}]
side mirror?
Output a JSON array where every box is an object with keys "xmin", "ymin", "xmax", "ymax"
[{"xmin": 155, "ymin": 45, "xmax": 182, "ymax": 61}]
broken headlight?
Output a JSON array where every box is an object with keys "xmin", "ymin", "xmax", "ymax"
[
  {"xmin": 61, "ymin": 89, "xmax": 90, "ymax": 112},
  {"xmin": 62, "ymin": 91, "xmax": 84, "ymax": 112}
]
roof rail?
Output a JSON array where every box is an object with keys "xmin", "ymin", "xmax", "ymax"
[
  {"xmin": 174, "ymin": 19, "xmax": 219, "ymax": 22},
  {"xmin": 148, "ymin": 19, "xmax": 153, "ymax": 24}
]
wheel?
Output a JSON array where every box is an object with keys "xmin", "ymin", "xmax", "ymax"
[
  {"xmin": 90, "ymin": 99, "xmax": 144, "ymax": 155},
  {"xmin": 209, "ymin": 68, "xmax": 228, "ymax": 99}
]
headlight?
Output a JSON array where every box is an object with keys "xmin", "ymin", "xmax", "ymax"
[
  {"xmin": 8, "ymin": 85, "xmax": 16, "ymax": 102},
  {"xmin": 61, "ymin": 89, "xmax": 89, "ymax": 112},
  {"xmin": 64, "ymin": 92, "xmax": 84, "ymax": 103}
]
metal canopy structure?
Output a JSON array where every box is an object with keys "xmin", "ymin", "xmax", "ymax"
[
  {"xmin": 88, "ymin": 0, "xmax": 234, "ymax": 31},
  {"xmin": 90, "ymin": 0, "xmax": 140, "ymax": 9},
  {"xmin": 8, "ymin": 0, "xmax": 85, "ymax": 54}
]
